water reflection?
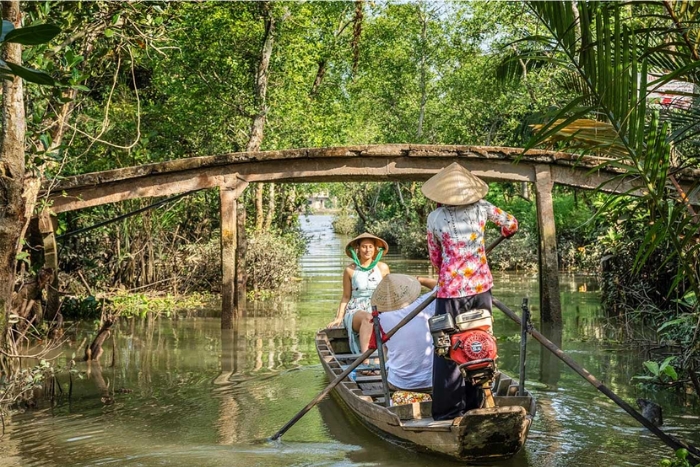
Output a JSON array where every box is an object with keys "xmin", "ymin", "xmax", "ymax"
[{"xmin": 2, "ymin": 214, "xmax": 699, "ymax": 467}]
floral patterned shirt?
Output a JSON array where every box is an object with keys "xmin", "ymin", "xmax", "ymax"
[{"xmin": 427, "ymin": 200, "xmax": 518, "ymax": 298}]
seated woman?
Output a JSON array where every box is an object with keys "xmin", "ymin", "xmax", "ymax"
[{"xmin": 328, "ymin": 233, "xmax": 390, "ymax": 356}]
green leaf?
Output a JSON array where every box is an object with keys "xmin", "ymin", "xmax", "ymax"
[
  {"xmin": 658, "ymin": 356, "xmax": 675, "ymax": 372},
  {"xmin": 5, "ymin": 61, "xmax": 55, "ymax": 85},
  {"xmin": 643, "ymin": 360, "xmax": 660, "ymax": 376},
  {"xmin": 0, "ymin": 19, "xmax": 14, "ymax": 42},
  {"xmin": 4, "ymin": 23, "xmax": 60, "ymax": 45},
  {"xmin": 16, "ymin": 251, "xmax": 30, "ymax": 265},
  {"xmin": 658, "ymin": 317, "xmax": 686, "ymax": 332},
  {"xmin": 662, "ymin": 365, "xmax": 678, "ymax": 381},
  {"xmin": 104, "ymin": 28, "xmax": 115, "ymax": 38},
  {"xmin": 39, "ymin": 133, "xmax": 51, "ymax": 150},
  {"xmin": 631, "ymin": 375, "xmax": 657, "ymax": 382}
]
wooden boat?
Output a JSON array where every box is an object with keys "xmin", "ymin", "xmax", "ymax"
[{"xmin": 316, "ymin": 327, "xmax": 537, "ymax": 462}]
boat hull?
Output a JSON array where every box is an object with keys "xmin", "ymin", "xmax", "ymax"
[{"xmin": 316, "ymin": 328, "xmax": 535, "ymax": 462}]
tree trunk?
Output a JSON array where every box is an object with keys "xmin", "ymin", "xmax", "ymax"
[
  {"xmin": 264, "ymin": 183, "xmax": 275, "ymax": 230},
  {"xmin": 309, "ymin": 58, "xmax": 327, "ymax": 98},
  {"xmin": 416, "ymin": 5, "xmax": 428, "ymax": 139},
  {"xmin": 351, "ymin": 1, "xmax": 364, "ymax": 75},
  {"xmin": 255, "ymin": 184, "xmax": 264, "ymax": 230},
  {"xmin": 247, "ymin": 1, "xmax": 276, "ymax": 231},
  {"xmin": 0, "ymin": 0, "xmax": 27, "ymax": 349}
]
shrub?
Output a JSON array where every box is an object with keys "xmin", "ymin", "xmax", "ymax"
[
  {"xmin": 245, "ymin": 230, "xmax": 307, "ymax": 296},
  {"xmin": 332, "ymin": 212, "xmax": 357, "ymax": 235},
  {"xmin": 396, "ymin": 222, "xmax": 428, "ymax": 259},
  {"xmin": 488, "ymin": 228, "xmax": 538, "ymax": 271}
]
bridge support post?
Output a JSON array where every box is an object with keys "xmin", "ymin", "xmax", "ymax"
[
  {"xmin": 236, "ymin": 198, "xmax": 247, "ymax": 310},
  {"xmin": 220, "ymin": 180, "xmax": 248, "ymax": 329},
  {"xmin": 38, "ymin": 210, "xmax": 60, "ymax": 322},
  {"xmin": 534, "ymin": 165, "xmax": 562, "ymax": 324}
]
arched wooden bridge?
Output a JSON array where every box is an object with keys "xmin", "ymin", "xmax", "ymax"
[{"xmin": 41, "ymin": 144, "xmax": 700, "ymax": 327}]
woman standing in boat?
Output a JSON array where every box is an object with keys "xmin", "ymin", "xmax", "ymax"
[
  {"xmin": 328, "ymin": 233, "xmax": 390, "ymax": 356},
  {"xmin": 422, "ymin": 163, "xmax": 518, "ymax": 421}
]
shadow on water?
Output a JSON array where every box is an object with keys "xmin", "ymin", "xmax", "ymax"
[{"xmin": 2, "ymin": 214, "xmax": 699, "ymax": 467}]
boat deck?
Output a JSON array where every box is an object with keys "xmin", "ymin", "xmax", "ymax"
[{"xmin": 331, "ymin": 349, "xmax": 534, "ymax": 428}]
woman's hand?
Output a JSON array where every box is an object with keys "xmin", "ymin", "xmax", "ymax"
[{"xmin": 327, "ymin": 318, "xmax": 343, "ymax": 328}]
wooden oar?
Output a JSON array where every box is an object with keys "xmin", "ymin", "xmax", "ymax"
[
  {"xmin": 493, "ymin": 298, "xmax": 700, "ymax": 465},
  {"xmin": 270, "ymin": 291, "xmax": 437, "ymax": 441},
  {"xmin": 270, "ymin": 235, "xmax": 508, "ymax": 441}
]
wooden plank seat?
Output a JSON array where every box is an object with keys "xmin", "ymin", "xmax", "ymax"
[
  {"xmin": 333, "ymin": 352, "xmax": 379, "ymax": 361},
  {"xmin": 339, "ymin": 363, "xmax": 380, "ymax": 371},
  {"xmin": 401, "ymin": 418, "xmax": 453, "ymax": 431},
  {"xmin": 353, "ymin": 375, "xmax": 383, "ymax": 383}
]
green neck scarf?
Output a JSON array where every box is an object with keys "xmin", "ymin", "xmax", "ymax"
[{"xmin": 349, "ymin": 248, "xmax": 384, "ymax": 272}]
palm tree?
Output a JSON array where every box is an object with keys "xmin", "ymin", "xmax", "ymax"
[{"xmin": 501, "ymin": 1, "xmax": 700, "ymax": 389}]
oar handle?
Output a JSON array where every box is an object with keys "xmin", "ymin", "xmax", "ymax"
[
  {"xmin": 493, "ymin": 298, "xmax": 700, "ymax": 464},
  {"xmin": 486, "ymin": 235, "xmax": 508, "ymax": 255},
  {"xmin": 270, "ymin": 292, "xmax": 437, "ymax": 441}
]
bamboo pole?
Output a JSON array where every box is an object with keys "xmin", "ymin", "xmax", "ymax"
[{"xmin": 372, "ymin": 306, "xmax": 392, "ymax": 407}]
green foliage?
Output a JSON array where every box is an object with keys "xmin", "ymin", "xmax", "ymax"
[
  {"xmin": 245, "ymin": 229, "xmax": 307, "ymax": 296},
  {"xmin": 61, "ymin": 295, "xmax": 102, "ymax": 320},
  {"xmin": 395, "ymin": 222, "xmax": 429, "ymax": 259},
  {"xmin": 506, "ymin": 1, "xmax": 700, "ymax": 371},
  {"xmin": 633, "ymin": 356, "xmax": 678, "ymax": 385},
  {"xmin": 109, "ymin": 292, "xmax": 213, "ymax": 318},
  {"xmin": 0, "ymin": 359, "xmax": 55, "ymax": 410},
  {"xmin": 331, "ymin": 211, "xmax": 357, "ymax": 236},
  {"xmin": 659, "ymin": 449, "xmax": 691, "ymax": 467},
  {"xmin": 0, "ymin": 20, "xmax": 59, "ymax": 85}
]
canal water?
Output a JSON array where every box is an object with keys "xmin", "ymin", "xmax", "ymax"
[{"xmin": 1, "ymin": 215, "xmax": 698, "ymax": 466}]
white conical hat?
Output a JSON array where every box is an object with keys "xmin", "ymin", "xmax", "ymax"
[
  {"xmin": 371, "ymin": 274, "xmax": 422, "ymax": 312},
  {"xmin": 345, "ymin": 232, "xmax": 389, "ymax": 259},
  {"xmin": 421, "ymin": 162, "xmax": 488, "ymax": 205}
]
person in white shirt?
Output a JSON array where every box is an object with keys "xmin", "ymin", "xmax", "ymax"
[{"xmin": 371, "ymin": 274, "xmax": 438, "ymax": 391}]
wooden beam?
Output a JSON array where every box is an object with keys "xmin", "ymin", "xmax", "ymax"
[
  {"xmin": 45, "ymin": 146, "xmax": 700, "ymax": 213},
  {"xmin": 235, "ymin": 197, "xmax": 247, "ymax": 314},
  {"xmin": 38, "ymin": 210, "xmax": 60, "ymax": 321},
  {"xmin": 534, "ymin": 165, "xmax": 562, "ymax": 324},
  {"xmin": 220, "ymin": 180, "xmax": 249, "ymax": 329}
]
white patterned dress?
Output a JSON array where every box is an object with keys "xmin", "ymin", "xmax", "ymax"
[{"xmin": 342, "ymin": 265, "xmax": 383, "ymax": 354}]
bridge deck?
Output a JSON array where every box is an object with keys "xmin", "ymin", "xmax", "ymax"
[{"xmin": 43, "ymin": 144, "xmax": 699, "ymax": 213}]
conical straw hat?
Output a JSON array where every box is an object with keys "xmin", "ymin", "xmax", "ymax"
[
  {"xmin": 345, "ymin": 232, "xmax": 389, "ymax": 259},
  {"xmin": 421, "ymin": 162, "xmax": 488, "ymax": 205},
  {"xmin": 371, "ymin": 274, "xmax": 422, "ymax": 312}
]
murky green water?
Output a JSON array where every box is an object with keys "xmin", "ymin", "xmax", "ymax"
[{"xmin": 1, "ymin": 215, "xmax": 698, "ymax": 467}]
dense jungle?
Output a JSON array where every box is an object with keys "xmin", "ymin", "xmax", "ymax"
[{"xmin": 0, "ymin": 1, "xmax": 698, "ymax": 466}]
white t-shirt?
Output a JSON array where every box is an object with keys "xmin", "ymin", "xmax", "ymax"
[{"xmin": 377, "ymin": 289, "xmax": 436, "ymax": 390}]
